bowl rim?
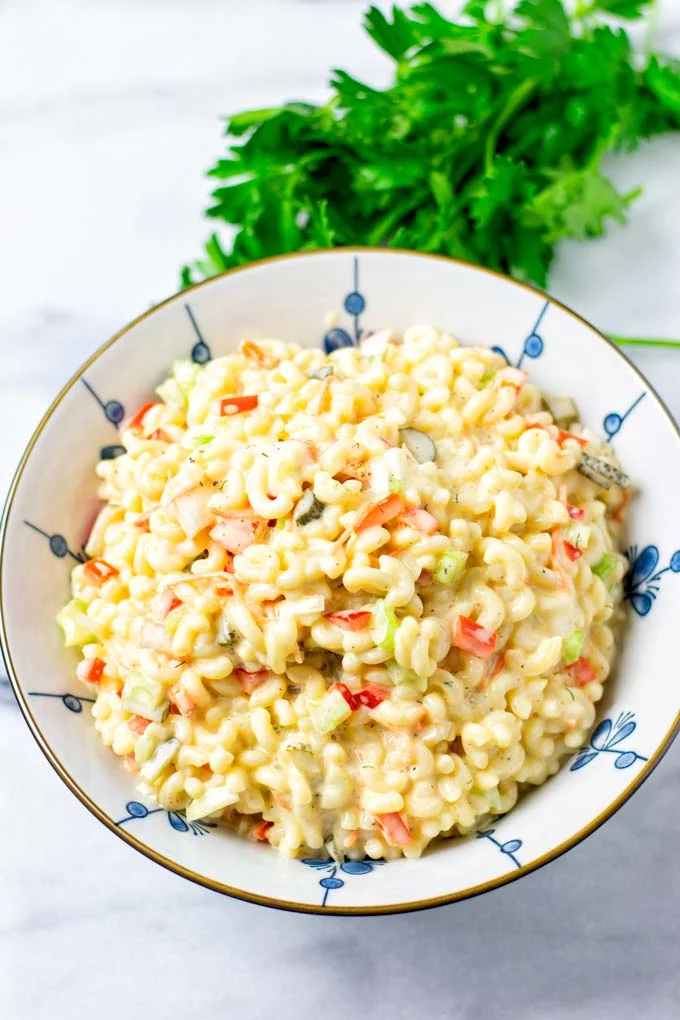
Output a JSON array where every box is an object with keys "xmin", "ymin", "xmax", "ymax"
[{"xmin": 2, "ymin": 246, "xmax": 679, "ymax": 916}]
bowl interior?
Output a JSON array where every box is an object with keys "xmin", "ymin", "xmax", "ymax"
[{"xmin": 2, "ymin": 249, "xmax": 679, "ymax": 913}]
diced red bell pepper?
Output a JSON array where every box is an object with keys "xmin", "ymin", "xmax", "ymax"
[
  {"xmin": 496, "ymin": 367, "xmax": 528, "ymax": 389},
  {"xmin": 77, "ymin": 657, "xmax": 105, "ymax": 684},
  {"xmin": 324, "ymin": 609, "xmax": 372, "ymax": 631},
  {"xmin": 159, "ymin": 588, "xmax": 182, "ymax": 618},
  {"xmin": 234, "ymin": 668, "xmax": 269, "ymax": 694},
  {"xmin": 557, "ymin": 430, "xmax": 588, "ymax": 448},
  {"xmin": 134, "ymin": 511, "xmax": 152, "ymax": 531},
  {"xmin": 567, "ymin": 657, "xmax": 597, "ymax": 686},
  {"xmin": 210, "ymin": 513, "xmax": 266, "ymax": 554},
  {"xmin": 83, "ymin": 558, "xmax": 119, "ymax": 585},
  {"xmin": 147, "ymin": 428, "xmax": 172, "ymax": 443},
  {"xmin": 567, "ymin": 504, "xmax": 585, "ymax": 521},
  {"xmin": 251, "ymin": 819, "xmax": 274, "ymax": 842},
  {"xmin": 355, "ymin": 684, "xmax": 390, "ymax": 709},
  {"xmin": 125, "ymin": 402, "xmax": 158, "ymax": 431},
  {"xmin": 399, "ymin": 506, "xmax": 440, "ymax": 534},
  {"xmin": 169, "ymin": 683, "xmax": 196, "ymax": 716},
  {"xmin": 356, "ymin": 493, "xmax": 406, "ymax": 533},
  {"xmin": 330, "ymin": 682, "xmax": 359, "ymax": 711},
  {"xmin": 452, "ymin": 615, "xmax": 497, "ymax": 660},
  {"xmin": 140, "ymin": 621, "xmax": 167, "ymax": 649},
  {"xmin": 128, "ymin": 715, "xmax": 151, "ymax": 734},
  {"xmin": 376, "ymin": 812, "xmax": 412, "ymax": 846},
  {"xmin": 564, "ymin": 542, "xmax": 583, "ymax": 562},
  {"xmin": 216, "ymin": 395, "xmax": 259, "ymax": 416}
]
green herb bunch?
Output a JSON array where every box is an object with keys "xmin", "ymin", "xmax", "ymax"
[{"xmin": 182, "ymin": 0, "xmax": 680, "ymax": 294}]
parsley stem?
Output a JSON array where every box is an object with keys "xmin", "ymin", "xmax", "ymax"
[
  {"xmin": 609, "ymin": 335, "xmax": 680, "ymax": 350},
  {"xmin": 484, "ymin": 78, "xmax": 539, "ymax": 175}
]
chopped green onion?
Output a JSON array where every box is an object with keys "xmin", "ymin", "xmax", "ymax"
[
  {"xmin": 387, "ymin": 660, "xmax": 427, "ymax": 693},
  {"xmin": 564, "ymin": 523, "xmax": 591, "ymax": 550},
  {"xmin": 121, "ymin": 672, "xmax": 169, "ymax": 722},
  {"xmin": 56, "ymin": 599, "xmax": 97, "ymax": 647},
  {"xmin": 185, "ymin": 786, "xmax": 240, "ymax": 822},
  {"xmin": 372, "ymin": 600, "xmax": 398, "ymax": 654},
  {"xmin": 592, "ymin": 552, "xmax": 617, "ymax": 579},
  {"xmin": 310, "ymin": 688, "xmax": 353, "ymax": 734},
  {"xmin": 139, "ymin": 737, "xmax": 180, "ymax": 782},
  {"xmin": 563, "ymin": 629, "xmax": 584, "ymax": 666},
  {"xmin": 434, "ymin": 550, "xmax": 468, "ymax": 586}
]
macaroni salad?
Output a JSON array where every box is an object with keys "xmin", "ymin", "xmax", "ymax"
[{"xmin": 58, "ymin": 327, "xmax": 630, "ymax": 860}]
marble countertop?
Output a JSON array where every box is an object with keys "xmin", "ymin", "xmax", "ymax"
[{"xmin": 1, "ymin": 2, "xmax": 679, "ymax": 1018}]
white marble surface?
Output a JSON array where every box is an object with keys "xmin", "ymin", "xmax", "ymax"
[{"xmin": 1, "ymin": 2, "xmax": 680, "ymax": 1018}]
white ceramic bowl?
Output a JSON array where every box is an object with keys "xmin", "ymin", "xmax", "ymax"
[{"xmin": 2, "ymin": 249, "xmax": 679, "ymax": 914}]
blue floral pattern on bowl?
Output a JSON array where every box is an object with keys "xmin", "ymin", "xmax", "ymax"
[
  {"xmin": 301, "ymin": 856, "xmax": 386, "ymax": 907},
  {"xmin": 476, "ymin": 828, "xmax": 523, "ymax": 869},
  {"xmin": 603, "ymin": 392, "xmax": 646, "ymax": 441},
  {"xmin": 23, "ymin": 521, "xmax": 86, "ymax": 562},
  {"xmin": 570, "ymin": 712, "xmax": 648, "ymax": 772},
  {"xmin": 624, "ymin": 545, "xmax": 680, "ymax": 617},
  {"xmin": 492, "ymin": 299, "xmax": 548, "ymax": 368},
  {"xmin": 27, "ymin": 690, "xmax": 95, "ymax": 713},
  {"xmin": 323, "ymin": 257, "xmax": 365, "ymax": 352},
  {"xmin": 115, "ymin": 799, "xmax": 214, "ymax": 836}
]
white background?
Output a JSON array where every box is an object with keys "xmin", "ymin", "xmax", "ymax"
[{"xmin": 0, "ymin": 2, "xmax": 679, "ymax": 1018}]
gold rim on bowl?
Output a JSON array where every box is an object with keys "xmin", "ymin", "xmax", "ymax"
[{"xmin": 1, "ymin": 247, "xmax": 679, "ymax": 915}]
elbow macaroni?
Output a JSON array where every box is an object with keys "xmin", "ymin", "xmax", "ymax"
[{"xmin": 61, "ymin": 328, "xmax": 629, "ymax": 861}]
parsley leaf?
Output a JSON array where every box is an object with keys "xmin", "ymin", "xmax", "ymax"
[{"xmin": 182, "ymin": 1, "xmax": 680, "ymax": 292}]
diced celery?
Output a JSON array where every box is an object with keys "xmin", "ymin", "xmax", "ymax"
[
  {"xmin": 156, "ymin": 377, "xmax": 186, "ymax": 407},
  {"xmin": 387, "ymin": 660, "xmax": 427, "ymax": 693},
  {"xmin": 190, "ymin": 434, "xmax": 215, "ymax": 448},
  {"xmin": 310, "ymin": 688, "xmax": 353, "ymax": 734},
  {"xmin": 173, "ymin": 360, "xmax": 202, "ymax": 396},
  {"xmin": 593, "ymin": 552, "xmax": 617, "ymax": 579},
  {"xmin": 564, "ymin": 523, "xmax": 591, "ymax": 550},
  {"xmin": 185, "ymin": 786, "xmax": 240, "ymax": 822},
  {"xmin": 545, "ymin": 395, "xmax": 577, "ymax": 427},
  {"xmin": 372, "ymin": 601, "xmax": 398, "ymax": 654},
  {"xmin": 56, "ymin": 599, "xmax": 97, "ymax": 647},
  {"xmin": 388, "ymin": 475, "xmax": 404, "ymax": 493},
  {"xmin": 434, "ymin": 549, "xmax": 468, "ymax": 586},
  {"xmin": 139, "ymin": 737, "xmax": 180, "ymax": 782},
  {"xmin": 217, "ymin": 614, "xmax": 236, "ymax": 647},
  {"xmin": 485, "ymin": 787, "xmax": 502, "ymax": 812},
  {"xmin": 479, "ymin": 371, "xmax": 496, "ymax": 387},
  {"xmin": 563, "ymin": 629, "xmax": 584, "ymax": 666},
  {"xmin": 134, "ymin": 730, "xmax": 159, "ymax": 766},
  {"xmin": 121, "ymin": 672, "xmax": 169, "ymax": 722}
]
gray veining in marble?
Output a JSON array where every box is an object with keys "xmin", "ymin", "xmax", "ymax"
[{"xmin": 1, "ymin": 2, "xmax": 679, "ymax": 1018}]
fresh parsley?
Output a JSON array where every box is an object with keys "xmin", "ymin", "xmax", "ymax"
[{"xmin": 181, "ymin": 0, "xmax": 680, "ymax": 341}]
